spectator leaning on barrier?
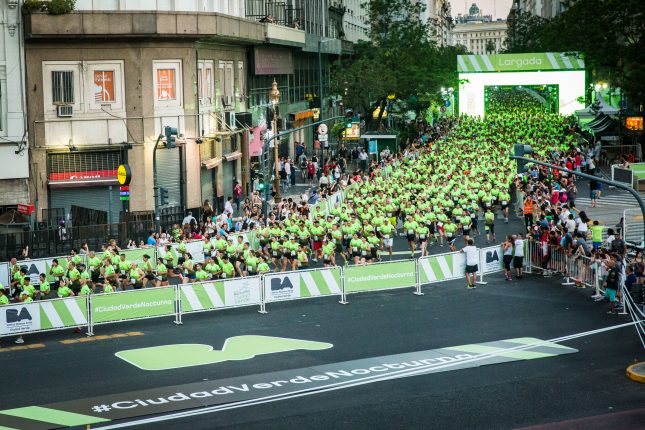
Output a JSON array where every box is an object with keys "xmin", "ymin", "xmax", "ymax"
[{"xmin": 461, "ymin": 239, "xmax": 479, "ymax": 290}]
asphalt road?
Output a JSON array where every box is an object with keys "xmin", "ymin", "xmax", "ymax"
[{"xmin": 1, "ymin": 269, "xmax": 643, "ymax": 430}]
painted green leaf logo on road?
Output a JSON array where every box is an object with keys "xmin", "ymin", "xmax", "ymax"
[{"xmin": 116, "ymin": 335, "xmax": 334, "ymax": 371}]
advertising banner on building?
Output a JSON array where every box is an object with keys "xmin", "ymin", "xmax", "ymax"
[
  {"xmin": 91, "ymin": 288, "xmax": 176, "ymax": 324},
  {"xmin": 418, "ymin": 252, "xmax": 467, "ymax": 285},
  {"xmin": 181, "ymin": 277, "xmax": 261, "ymax": 313},
  {"xmin": 345, "ymin": 261, "xmax": 416, "ymax": 293},
  {"xmin": 264, "ymin": 268, "xmax": 342, "ymax": 302},
  {"xmin": 0, "ymin": 297, "xmax": 87, "ymax": 336}
]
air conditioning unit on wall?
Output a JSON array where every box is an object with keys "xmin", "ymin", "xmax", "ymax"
[{"xmin": 56, "ymin": 105, "xmax": 73, "ymax": 117}]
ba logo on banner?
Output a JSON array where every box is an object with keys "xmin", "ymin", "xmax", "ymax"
[
  {"xmin": 271, "ymin": 277, "xmax": 294, "ymax": 291},
  {"xmin": 0, "ymin": 303, "xmax": 40, "ymax": 335},
  {"xmin": 486, "ymin": 250, "xmax": 499, "ymax": 264}
]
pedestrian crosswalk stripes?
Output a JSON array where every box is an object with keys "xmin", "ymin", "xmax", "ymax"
[{"xmin": 575, "ymin": 195, "xmax": 640, "ymax": 207}]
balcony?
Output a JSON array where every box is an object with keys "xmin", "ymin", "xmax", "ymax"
[
  {"xmin": 23, "ymin": 11, "xmax": 264, "ymax": 43},
  {"xmin": 266, "ymin": 23, "xmax": 305, "ymax": 47}
]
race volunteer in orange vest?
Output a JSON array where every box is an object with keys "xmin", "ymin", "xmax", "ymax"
[{"xmin": 523, "ymin": 196, "xmax": 535, "ymax": 231}]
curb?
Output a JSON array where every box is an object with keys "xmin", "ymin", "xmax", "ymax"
[{"xmin": 626, "ymin": 362, "xmax": 645, "ymax": 383}]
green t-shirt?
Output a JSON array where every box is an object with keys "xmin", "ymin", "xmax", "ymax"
[
  {"xmin": 103, "ymin": 283, "xmax": 114, "ymax": 294},
  {"xmin": 79, "ymin": 284, "xmax": 92, "ymax": 295},
  {"xmin": 58, "ymin": 286, "xmax": 73, "ymax": 298},
  {"xmin": 485, "ymin": 212, "xmax": 495, "ymax": 225},
  {"xmin": 221, "ymin": 262, "xmax": 235, "ymax": 278},
  {"xmin": 39, "ymin": 281, "xmax": 51, "ymax": 295},
  {"xmin": 258, "ymin": 262, "xmax": 270, "ymax": 274},
  {"xmin": 195, "ymin": 269, "xmax": 210, "ymax": 281},
  {"xmin": 590, "ymin": 225, "xmax": 604, "ymax": 242},
  {"xmin": 0, "ymin": 294, "xmax": 8, "ymax": 305}
]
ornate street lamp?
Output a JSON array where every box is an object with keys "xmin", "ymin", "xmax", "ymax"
[{"xmin": 268, "ymin": 79, "xmax": 281, "ymax": 203}]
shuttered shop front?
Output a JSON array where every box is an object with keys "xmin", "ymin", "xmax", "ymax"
[
  {"xmin": 156, "ymin": 148, "xmax": 182, "ymax": 208},
  {"xmin": 47, "ymin": 151, "xmax": 123, "ymax": 225}
]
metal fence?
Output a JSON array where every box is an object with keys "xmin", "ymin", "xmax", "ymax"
[{"xmin": 0, "ymin": 221, "xmax": 155, "ymax": 261}]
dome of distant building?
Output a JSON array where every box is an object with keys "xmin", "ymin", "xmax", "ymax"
[{"xmin": 469, "ymin": 3, "xmax": 480, "ymax": 16}]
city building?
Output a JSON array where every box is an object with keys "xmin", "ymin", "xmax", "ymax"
[
  {"xmin": 0, "ymin": 0, "xmax": 28, "ymax": 215},
  {"xmin": 419, "ymin": 0, "xmax": 453, "ymax": 46},
  {"xmin": 450, "ymin": 3, "xmax": 507, "ymax": 54},
  {"xmin": 342, "ymin": 0, "xmax": 369, "ymax": 43},
  {"xmin": 511, "ymin": 0, "xmax": 569, "ymax": 19},
  {"xmin": 24, "ymin": 2, "xmax": 263, "ymax": 224}
]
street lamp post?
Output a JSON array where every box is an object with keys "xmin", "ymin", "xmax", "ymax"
[
  {"xmin": 318, "ymin": 38, "xmax": 334, "ymax": 165},
  {"xmin": 268, "ymin": 79, "xmax": 282, "ymax": 204}
]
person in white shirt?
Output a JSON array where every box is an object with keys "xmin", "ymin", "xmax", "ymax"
[
  {"xmin": 181, "ymin": 211, "xmax": 196, "ymax": 226},
  {"xmin": 513, "ymin": 233, "xmax": 525, "ymax": 278},
  {"xmin": 461, "ymin": 239, "xmax": 479, "ymax": 289},
  {"xmin": 224, "ymin": 197, "xmax": 235, "ymax": 216}
]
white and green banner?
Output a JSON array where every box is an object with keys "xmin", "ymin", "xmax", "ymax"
[
  {"xmin": 0, "ymin": 262, "xmax": 9, "ymax": 286},
  {"xmin": 345, "ymin": 261, "xmax": 416, "ymax": 293},
  {"xmin": 18, "ymin": 255, "xmax": 84, "ymax": 286},
  {"xmin": 457, "ymin": 52, "xmax": 585, "ymax": 73},
  {"xmin": 264, "ymin": 268, "xmax": 342, "ymax": 302},
  {"xmin": 91, "ymin": 287, "xmax": 176, "ymax": 324},
  {"xmin": 480, "ymin": 246, "xmax": 504, "ymax": 274},
  {"xmin": 181, "ymin": 278, "xmax": 262, "ymax": 312},
  {"xmin": 0, "ymin": 296, "xmax": 88, "ymax": 336},
  {"xmin": 419, "ymin": 253, "xmax": 467, "ymax": 284},
  {"xmin": 120, "ymin": 248, "xmax": 157, "ymax": 269}
]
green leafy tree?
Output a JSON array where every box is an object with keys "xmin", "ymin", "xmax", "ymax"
[{"xmin": 332, "ymin": 0, "xmax": 466, "ymax": 130}]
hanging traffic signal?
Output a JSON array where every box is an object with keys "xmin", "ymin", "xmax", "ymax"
[
  {"xmin": 164, "ymin": 126, "xmax": 178, "ymax": 149},
  {"xmin": 257, "ymin": 174, "xmax": 265, "ymax": 192},
  {"xmin": 159, "ymin": 187, "xmax": 169, "ymax": 206},
  {"xmin": 514, "ymin": 144, "xmax": 533, "ymax": 173}
]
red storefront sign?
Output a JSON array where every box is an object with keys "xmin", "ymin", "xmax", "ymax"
[
  {"xmin": 48, "ymin": 170, "xmax": 118, "ymax": 181},
  {"xmin": 17, "ymin": 204, "xmax": 35, "ymax": 215}
]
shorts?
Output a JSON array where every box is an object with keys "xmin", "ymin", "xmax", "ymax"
[
  {"xmin": 145, "ymin": 274, "xmax": 155, "ymax": 280},
  {"xmin": 501, "ymin": 203, "xmax": 508, "ymax": 210},
  {"xmin": 503, "ymin": 255, "xmax": 513, "ymax": 271},
  {"xmin": 406, "ymin": 234, "xmax": 416, "ymax": 242},
  {"xmin": 465, "ymin": 264, "xmax": 478, "ymax": 274},
  {"xmin": 590, "ymin": 190, "xmax": 598, "ymax": 199},
  {"xmin": 462, "ymin": 229, "xmax": 470, "ymax": 237},
  {"xmin": 447, "ymin": 236, "xmax": 456, "ymax": 245},
  {"xmin": 593, "ymin": 242, "xmax": 602, "ymax": 250},
  {"xmin": 383, "ymin": 237, "xmax": 393, "ymax": 247},
  {"xmin": 313, "ymin": 241, "xmax": 323, "ymax": 252},
  {"xmin": 418, "ymin": 235, "xmax": 428, "ymax": 243},
  {"xmin": 513, "ymin": 256, "xmax": 524, "ymax": 268},
  {"xmin": 605, "ymin": 287, "xmax": 617, "ymax": 302},
  {"xmin": 485, "ymin": 224, "xmax": 494, "ymax": 234}
]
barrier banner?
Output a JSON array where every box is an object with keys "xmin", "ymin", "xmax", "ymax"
[
  {"xmin": 0, "ymin": 262, "xmax": 9, "ymax": 286},
  {"xmin": 181, "ymin": 277, "xmax": 261, "ymax": 312},
  {"xmin": 418, "ymin": 252, "xmax": 466, "ymax": 285},
  {"xmin": 120, "ymin": 248, "xmax": 157, "ymax": 269},
  {"xmin": 0, "ymin": 296, "xmax": 88, "ymax": 336},
  {"xmin": 91, "ymin": 288, "xmax": 176, "ymax": 324},
  {"xmin": 480, "ymin": 246, "xmax": 504, "ymax": 274},
  {"xmin": 157, "ymin": 241, "xmax": 205, "ymax": 266},
  {"xmin": 345, "ymin": 261, "xmax": 416, "ymax": 293},
  {"xmin": 264, "ymin": 268, "xmax": 342, "ymax": 302},
  {"xmin": 15, "ymin": 255, "xmax": 81, "ymax": 286}
]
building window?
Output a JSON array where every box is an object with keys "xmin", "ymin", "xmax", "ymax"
[
  {"xmin": 93, "ymin": 70, "xmax": 115, "ymax": 103},
  {"xmin": 52, "ymin": 71, "xmax": 74, "ymax": 105},
  {"xmin": 198, "ymin": 60, "xmax": 214, "ymax": 105},
  {"xmin": 153, "ymin": 60, "xmax": 183, "ymax": 108},
  {"xmin": 156, "ymin": 69, "xmax": 176, "ymax": 100}
]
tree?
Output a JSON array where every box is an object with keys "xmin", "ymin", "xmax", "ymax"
[
  {"xmin": 485, "ymin": 40, "xmax": 496, "ymax": 54},
  {"xmin": 332, "ymin": 0, "xmax": 465, "ymax": 130}
]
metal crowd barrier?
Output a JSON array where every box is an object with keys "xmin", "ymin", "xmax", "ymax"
[{"xmin": 2, "ymin": 247, "xmax": 521, "ymax": 339}]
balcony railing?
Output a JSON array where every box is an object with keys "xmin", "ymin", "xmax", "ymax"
[{"xmin": 245, "ymin": 0, "xmax": 303, "ymax": 29}]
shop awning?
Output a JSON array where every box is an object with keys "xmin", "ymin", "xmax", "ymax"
[
  {"xmin": 202, "ymin": 157, "xmax": 222, "ymax": 170},
  {"xmin": 224, "ymin": 151, "xmax": 242, "ymax": 161},
  {"xmin": 48, "ymin": 178, "xmax": 120, "ymax": 188}
]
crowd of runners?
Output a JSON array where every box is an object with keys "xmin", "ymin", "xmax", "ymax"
[{"xmin": 0, "ymin": 88, "xmax": 620, "ymax": 305}]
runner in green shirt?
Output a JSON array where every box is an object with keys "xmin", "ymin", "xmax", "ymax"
[
  {"xmin": 484, "ymin": 208, "xmax": 496, "ymax": 243},
  {"xmin": 444, "ymin": 219, "xmax": 458, "ymax": 252},
  {"xmin": 38, "ymin": 274, "xmax": 51, "ymax": 299},
  {"xmin": 204, "ymin": 257, "xmax": 221, "ymax": 279},
  {"xmin": 87, "ymin": 251, "xmax": 102, "ymax": 286},
  {"xmin": 380, "ymin": 221, "xmax": 394, "ymax": 260},
  {"xmin": 57, "ymin": 279, "xmax": 74, "ymax": 298},
  {"xmin": 102, "ymin": 280, "xmax": 115, "ymax": 294},
  {"xmin": 67, "ymin": 262, "xmax": 81, "ymax": 295},
  {"xmin": 128, "ymin": 263, "xmax": 145, "ymax": 289},
  {"xmin": 297, "ymin": 247, "xmax": 309, "ymax": 269},
  {"xmin": 245, "ymin": 251, "xmax": 259, "ymax": 276},
  {"xmin": 403, "ymin": 215, "xmax": 419, "ymax": 258},
  {"xmin": 0, "ymin": 288, "xmax": 8, "ymax": 305},
  {"xmin": 220, "ymin": 256, "xmax": 235, "ymax": 279},
  {"xmin": 257, "ymin": 257, "xmax": 270, "ymax": 275},
  {"xmin": 417, "ymin": 223, "xmax": 430, "ymax": 257},
  {"xmin": 589, "ymin": 220, "xmax": 605, "ymax": 249},
  {"xmin": 49, "ymin": 258, "xmax": 66, "ymax": 289},
  {"xmin": 195, "ymin": 264, "xmax": 210, "ymax": 282}
]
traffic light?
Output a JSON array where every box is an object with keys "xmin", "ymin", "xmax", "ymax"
[
  {"xmin": 257, "ymin": 174, "xmax": 265, "ymax": 192},
  {"xmin": 159, "ymin": 187, "xmax": 169, "ymax": 206},
  {"xmin": 514, "ymin": 144, "xmax": 533, "ymax": 173},
  {"xmin": 164, "ymin": 126, "xmax": 178, "ymax": 149}
]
